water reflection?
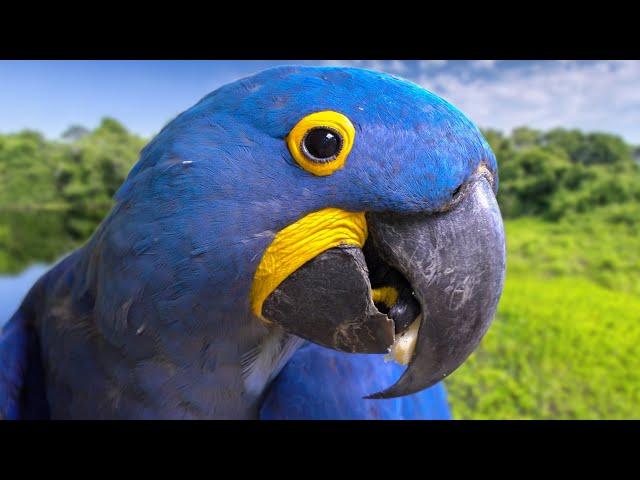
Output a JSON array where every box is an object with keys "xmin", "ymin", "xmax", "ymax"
[
  {"xmin": 0, "ymin": 263, "xmax": 50, "ymax": 326},
  {"xmin": 0, "ymin": 209, "xmax": 103, "ymax": 274},
  {"xmin": 0, "ymin": 209, "xmax": 103, "ymax": 327}
]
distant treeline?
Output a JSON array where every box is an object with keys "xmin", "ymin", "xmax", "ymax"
[
  {"xmin": 486, "ymin": 127, "xmax": 640, "ymax": 220},
  {"xmin": 0, "ymin": 119, "xmax": 145, "ymax": 217},
  {"xmin": 1, "ymin": 118, "xmax": 638, "ymax": 222}
]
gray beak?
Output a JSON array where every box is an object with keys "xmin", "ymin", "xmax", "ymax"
[
  {"xmin": 262, "ymin": 171, "xmax": 506, "ymax": 398},
  {"xmin": 365, "ymin": 174, "xmax": 506, "ymax": 398}
]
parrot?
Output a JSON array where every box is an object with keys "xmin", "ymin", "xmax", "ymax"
[{"xmin": 0, "ymin": 65, "xmax": 505, "ymax": 419}]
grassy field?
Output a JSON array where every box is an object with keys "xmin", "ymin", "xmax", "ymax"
[{"xmin": 446, "ymin": 204, "xmax": 640, "ymax": 419}]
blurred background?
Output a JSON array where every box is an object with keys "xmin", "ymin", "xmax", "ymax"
[{"xmin": 0, "ymin": 60, "xmax": 638, "ymax": 419}]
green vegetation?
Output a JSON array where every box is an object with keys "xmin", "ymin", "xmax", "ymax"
[
  {"xmin": 487, "ymin": 126, "xmax": 640, "ymax": 220},
  {"xmin": 447, "ymin": 205, "xmax": 640, "ymax": 419},
  {"xmin": 0, "ymin": 210, "xmax": 79, "ymax": 274},
  {"xmin": 445, "ymin": 129, "xmax": 640, "ymax": 419},
  {"xmin": 0, "ymin": 119, "xmax": 638, "ymax": 418},
  {"xmin": 0, "ymin": 118, "xmax": 145, "ymax": 213},
  {"xmin": 0, "ymin": 119, "xmax": 145, "ymax": 272}
]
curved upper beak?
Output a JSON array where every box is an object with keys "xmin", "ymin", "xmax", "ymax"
[
  {"xmin": 365, "ymin": 174, "xmax": 506, "ymax": 398},
  {"xmin": 261, "ymin": 171, "xmax": 506, "ymax": 398}
]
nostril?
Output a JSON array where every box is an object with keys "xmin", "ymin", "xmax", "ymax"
[
  {"xmin": 438, "ymin": 183, "xmax": 467, "ymax": 213},
  {"xmin": 444, "ymin": 183, "xmax": 467, "ymax": 211}
]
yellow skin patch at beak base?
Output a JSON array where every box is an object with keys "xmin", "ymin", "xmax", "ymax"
[
  {"xmin": 371, "ymin": 286, "xmax": 399, "ymax": 309},
  {"xmin": 250, "ymin": 208, "xmax": 368, "ymax": 321}
]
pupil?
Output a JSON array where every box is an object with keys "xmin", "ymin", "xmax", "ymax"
[{"xmin": 304, "ymin": 128, "xmax": 341, "ymax": 160}]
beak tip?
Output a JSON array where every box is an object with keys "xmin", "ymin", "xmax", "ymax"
[
  {"xmin": 365, "ymin": 176, "xmax": 505, "ymax": 399},
  {"xmin": 362, "ymin": 391, "xmax": 387, "ymax": 400}
]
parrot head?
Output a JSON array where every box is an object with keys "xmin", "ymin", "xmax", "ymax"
[{"xmin": 111, "ymin": 65, "xmax": 505, "ymax": 399}]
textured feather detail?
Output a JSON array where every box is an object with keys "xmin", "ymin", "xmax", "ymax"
[
  {"xmin": 0, "ymin": 311, "xmax": 49, "ymax": 420},
  {"xmin": 242, "ymin": 328, "xmax": 305, "ymax": 396}
]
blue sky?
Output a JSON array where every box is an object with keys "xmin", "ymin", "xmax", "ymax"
[{"xmin": 1, "ymin": 60, "xmax": 638, "ymax": 144}]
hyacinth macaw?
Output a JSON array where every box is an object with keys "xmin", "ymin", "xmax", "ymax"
[{"xmin": 0, "ymin": 66, "xmax": 505, "ymax": 419}]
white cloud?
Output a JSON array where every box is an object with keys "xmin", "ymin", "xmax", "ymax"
[
  {"xmin": 469, "ymin": 60, "xmax": 497, "ymax": 69},
  {"xmin": 318, "ymin": 60, "xmax": 411, "ymax": 76},
  {"xmin": 416, "ymin": 60, "xmax": 640, "ymax": 144},
  {"xmin": 416, "ymin": 60, "xmax": 448, "ymax": 70}
]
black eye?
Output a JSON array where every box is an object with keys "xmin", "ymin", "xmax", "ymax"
[{"xmin": 302, "ymin": 127, "xmax": 343, "ymax": 162}]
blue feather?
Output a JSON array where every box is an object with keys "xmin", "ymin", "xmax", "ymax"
[
  {"xmin": 260, "ymin": 342, "xmax": 451, "ymax": 420},
  {"xmin": 0, "ymin": 311, "xmax": 50, "ymax": 419}
]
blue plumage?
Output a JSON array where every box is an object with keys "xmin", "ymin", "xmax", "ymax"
[
  {"xmin": 0, "ymin": 312, "xmax": 49, "ymax": 419},
  {"xmin": 261, "ymin": 343, "xmax": 451, "ymax": 420},
  {"xmin": 0, "ymin": 66, "xmax": 495, "ymax": 419}
]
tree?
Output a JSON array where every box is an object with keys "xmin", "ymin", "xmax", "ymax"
[{"xmin": 61, "ymin": 125, "xmax": 90, "ymax": 142}]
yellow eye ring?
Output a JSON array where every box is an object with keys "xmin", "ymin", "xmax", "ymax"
[{"xmin": 286, "ymin": 111, "xmax": 355, "ymax": 176}]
